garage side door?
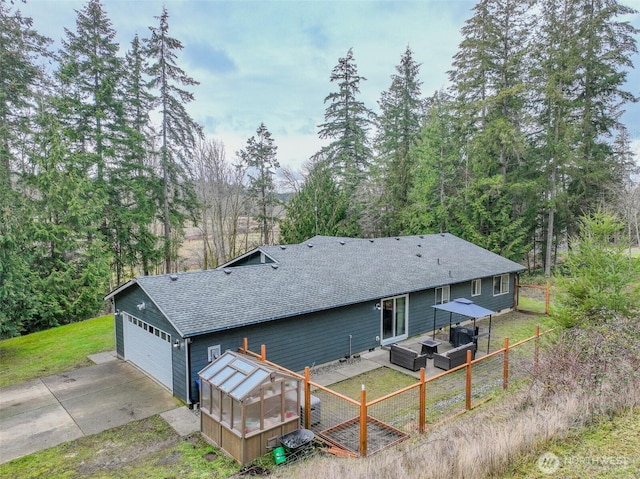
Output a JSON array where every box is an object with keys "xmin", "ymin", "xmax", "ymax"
[{"xmin": 123, "ymin": 314, "xmax": 173, "ymax": 392}]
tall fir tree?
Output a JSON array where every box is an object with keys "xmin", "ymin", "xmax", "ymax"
[
  {"xmin": 375, "ymin": 46, "xmax": 424, "ymax": 235},
  {"xmin": 239, "ymin": 123, "xmax": 280, "ymax": 246},
  {"xmin": 110, "ymin": 34, "xmax": 163, "ymax": 281},
  {"xmin": 0, "ymin": 0, "xmax": 50, "ymax": 187},
  {"xmin": 533, "ymin": 0, "xmax": 589, "ymax": 274},
  {"xmin": 568, "ymin": 0, "xmax": 639, "ymax": 217},
  {"xmin": 317, "ymin": 48, "xmax": 375, "ymax": 191},
  {"xmin": 55, "ymin": 0, "xmax": 124, "ymax": 182},
  {"xmin": 402, "ymin": 91, "xmax": 461, "ymax": 235},
  {"xmin": 145, "ymin": 6, "xmax": 203, "ymax": 273},
  {"xmin": 0, "ymin": 1, "xmax": 51, "ymax": 336},
  {"xmin": 22, "ymin": 111, "xmax": 110, "ymax": 331},
  {"xmin": 448, "ymin": 0, "xmax": 536, "ymax": 260}
]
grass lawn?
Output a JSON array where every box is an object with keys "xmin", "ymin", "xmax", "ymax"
[
  {"xmin": 472, "ymin": 310, "xmax": 556, "ymax": 352},
  {"xmin": 327, "ymin": 367, "xmax": 418, "ymax": 401},
  {"xmin": 0, "ymin": 315, "xmax": 114, "ymax": 388},
  {"xmin": 504, "ymin": 408, "xmax": 640, "ymax": 478},
  {"xmin": 0, "ymin": 415, "xmax": 243, "ymax": 479}
]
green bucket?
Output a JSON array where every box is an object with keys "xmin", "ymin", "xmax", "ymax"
[{"xmin": 273, "ymin": 446, "xmax": 287, "ymax": 465}]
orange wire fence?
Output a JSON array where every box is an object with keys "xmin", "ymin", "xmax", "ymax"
[{"xmin": 238, "ymin": 326, "xmax": 553, "ymax": 458}]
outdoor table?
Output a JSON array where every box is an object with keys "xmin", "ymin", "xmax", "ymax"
[{"xmin": 420, "ymin": 339, "xmax": 442, "ymax": 358}]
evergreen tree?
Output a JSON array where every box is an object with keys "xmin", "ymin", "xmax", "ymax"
[
  {"xmin": 533, "ymin": 0, "xmax": 587, "ymax": 274},
  {"xmin": 555, "ymin": 210, "xmax": 640, "ymax": 327},
  {"xmin": 145, "ymin": 6, "xmax": 203, "ymax": 273},
  {"xmin": 448, "ymin": 0, "xmax": 534, "ymax": 259},
  {"xmin": 0, "ymin": 0, "xmax": 50, "ymax": 186},
  {"xmin": 110, "ymin": 34, "xmax": 163, "ymax": 281},
  {"xmin": 279, "ymin": 159, "xmax": 352, "ymax": 243},
  {"xmin": 0, "ymin": 188, "xmax": 41, "ymax": 338},
  {"xmin": 239, "ymin": 123, "xmax": 280, "ymax": 245},
  {"xmin": 402, "ymin": 91, "xmax": 460, "ymax": 235},
  {"xmin": 55, "ymin": 0, "xmax": 123, "ymax": 182},
  {"xmin": 22, "ymin": 113, "xmax": 110, "ymax": 331},
  {"xmin": 451, "ymin": 175, "xmax": 528, "ymax": 260},
  {"xmin": 568, "ymin": 0, "xmax": 639, "ymax": 217},
  {"xmin": 375, "ymin": 46, "xmax": 424, "ymax": 235},
  {"xmin": 317, "ymin": 48, "xmax": 374, "ymax": 190}
]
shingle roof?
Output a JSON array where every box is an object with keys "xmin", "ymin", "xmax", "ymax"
[{"xmin": 109, "ymin": 233, "xmax": 525, "ymax": 337}]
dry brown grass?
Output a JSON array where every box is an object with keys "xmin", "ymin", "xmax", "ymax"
[{"xmin": 270, "ymin": 314, "xmax": 640, "ymax": 479}]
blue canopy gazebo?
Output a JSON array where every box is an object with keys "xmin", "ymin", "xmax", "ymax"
[{"xmin": 432, "ymin": 298, "xmax": 495, "ymax": 354}]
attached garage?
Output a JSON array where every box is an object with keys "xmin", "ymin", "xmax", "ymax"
[{"xmin": 123, "ymin": 313, "xmax": 173, "ymax": 392}]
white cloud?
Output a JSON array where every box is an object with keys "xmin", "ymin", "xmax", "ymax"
[{"xmin": 16, "ymin": 0, "xmax": 640, "ymax": 173}]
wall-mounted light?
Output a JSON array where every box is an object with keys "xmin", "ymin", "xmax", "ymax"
[
  {"xmin": 374, "ymin": 303, "xmax": 381, "ymax": 311},
  {"xmin": 173, "ymin": 339, "xmax": 181, "ymax": 349},
  {"xmin": 136, "ymin": 301, "xmax": 146, "ymax": 311}
]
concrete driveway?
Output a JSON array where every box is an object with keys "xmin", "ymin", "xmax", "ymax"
[{"xmin": 0, "ymin": 357, "xmax": 182, "ymax": 464}]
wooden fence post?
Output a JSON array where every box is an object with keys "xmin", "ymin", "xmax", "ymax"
[
  {"xmin": 419, "ymin": 368, "xmax": 426, "ymax": 433},
  {"xmin": 260, "ymin": 344, "xmax": 266, "ymax": 361},
  {"xmin": 242, "ymin": 337, "xmax": 248, "ymax": 353},
  {"xmin": 503, "ymin": 337, "xmax": 509, "ymax": 390},
  {"xmin": 545, "ymin": 281, "xmax": 550, "ymax": 314},
  {"xmin": 534, "ymin": 325, "xmax": 540, "ymax": 374},
  {"xmin": 465, "ymin": 349, "xmax": 472, "ymax": 410},
  {"xmin": 304, "ymin": 367, "xmax": 311, "ymax": 429},
  {"xmin": 360, "ymin": 385, "xmax": 367, "ymax": 457}
]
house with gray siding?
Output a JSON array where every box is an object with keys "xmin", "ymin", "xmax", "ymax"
[{"xmin": 105, "ymin": 233, "xmax": 525, "ymax": 405}]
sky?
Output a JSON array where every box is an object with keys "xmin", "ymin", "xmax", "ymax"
[{"xmin": 15, "ymin": 0, "xmax": 640, "ymax": 174}]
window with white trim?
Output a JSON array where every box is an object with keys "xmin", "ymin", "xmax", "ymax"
[
  {"xmin": 493, "ymin": 274, "xmax": 509, "ymax": 296},
  {"xmin": 471, "ymin": 279, "xmax": 481, "ymax": 297},
  {"xmin": 435, "ymin": 285, "xmax": 450, "ymax": 304}
]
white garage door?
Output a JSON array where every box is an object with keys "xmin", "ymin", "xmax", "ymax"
[{"xmin": 123, "ymin": 314, "xmax": 173, "ymax": 391}]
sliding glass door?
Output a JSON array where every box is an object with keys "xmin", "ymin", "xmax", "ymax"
[{"xmin": 381, "ymin": 295, "xmax": 408, "ymax": 345}]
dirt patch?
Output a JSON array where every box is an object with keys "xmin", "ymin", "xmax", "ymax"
[
  {"xmin": 236, "ymin": 464, "xmax": 271, "ymax": 476},
  {"xmin": 77, "ymin": 416, "xmax": 181, "ymax": 476},
  {"xmin": 203, "ymin": 452, "xmax": 218, "ymax": 462}
]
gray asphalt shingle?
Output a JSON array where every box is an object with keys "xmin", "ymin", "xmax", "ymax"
[{"xmin": 122, "ymin": 233, "xmax": 525, "ymax": 337}]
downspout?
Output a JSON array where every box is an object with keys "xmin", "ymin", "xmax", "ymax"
[{"xmin": 185, "ymin": 337, "xmax": 192, "ymax": 407}]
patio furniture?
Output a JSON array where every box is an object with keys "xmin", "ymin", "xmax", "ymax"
[
  {"xmin": 450, "ymin": 325, "xmax": 476, "ymax": 347},
  {"xmin": 433, "ymin": 342, "xmax": 476, "ymax": 371},
  {"xmin": 389, "ymin": 344, "xmax": 428, "ymax": 371},
  {"xmin": 420, "ymin": 339, "xmax": 442, "ymax": 358}
]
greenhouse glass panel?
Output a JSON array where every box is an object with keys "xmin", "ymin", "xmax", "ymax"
[
  {"xmin": 211, "ymin": 366, "xmax": 235, "ymax": 385},
  {"xmin": 231, "ymin": 370, "xmax": 269, "ymax": 400},
  {"xmin": 201, "ymin": 381, "xmax": 211, "ymax": 413},
  {"xmin": 232, "ymin": 357, "xmax": 255, "ymax": 373},
  {"xmin": 200, "ymin": 353, "xmax": 233, "ymax": 380},
  {"xmin": 220, "ymin": 371, "xmax": 245, "ymax": 393}
]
